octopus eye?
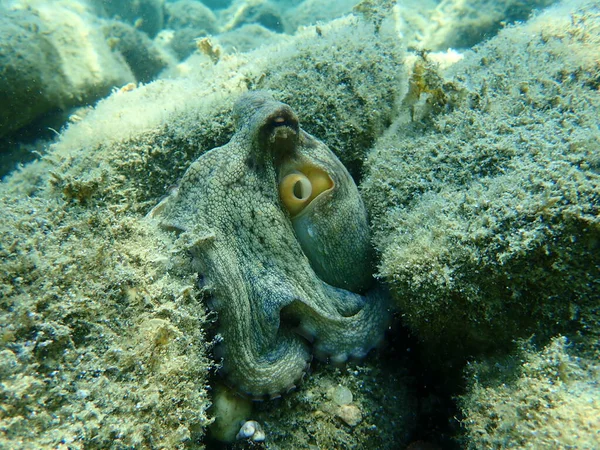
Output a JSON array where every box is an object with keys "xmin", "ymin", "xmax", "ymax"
[
  {"xmin": 279, "ymin": 171, "xmax": 312, "ymax": 216},
  {"xmin": 279, "ymin": 166, "xmax": 333, "ymax": 217}
]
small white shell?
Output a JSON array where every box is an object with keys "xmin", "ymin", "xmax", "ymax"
[{"xmin": 236, "ymin": 420, "xmax": 266, "ymax": 442}]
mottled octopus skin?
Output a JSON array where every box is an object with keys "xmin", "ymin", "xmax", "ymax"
[{"xmin": 152, "ymin": 91, "xmax": 390, "ymax": 397}]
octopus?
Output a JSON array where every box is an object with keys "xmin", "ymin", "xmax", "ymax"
[{"xmin": 150, "ymin": 91, "xmax": 390, "ymax": 398}]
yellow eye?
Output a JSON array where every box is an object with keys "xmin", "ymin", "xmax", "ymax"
[
  {"xmin": 279, "ymin": 166, "xmax": 333, "ymax": 217},
  {"xmin": 279, "ymin": 171, "xmax": 312, "ymax": 216}
]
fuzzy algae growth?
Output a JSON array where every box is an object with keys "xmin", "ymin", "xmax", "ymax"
[
  {"xmin": 363, "ymin": 0, "xmax": 600, "ymax": 362},
  {"xmin": 0, "ymin": 187, "xmax": 213, "ymax": 447},
  {"xmin": 460, "ymin": 336, "xmax": 600, "ymax": 449},
  {"xmin": 361, "ymin": 1, "xmax": 600, "ymax": 446}
]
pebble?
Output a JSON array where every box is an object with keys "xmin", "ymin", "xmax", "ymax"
[
  {"xmin": 336, "ymin": 404, "xmax": 362, "ymax": 427},
  {"xmin": 332, "ymin": 385, "xmax": 353, "ymax": 406}
]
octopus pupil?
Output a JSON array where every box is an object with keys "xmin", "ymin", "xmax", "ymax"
[{"xmin": 293, "ymin": 180, "xmax": 304, "ymax": 199}]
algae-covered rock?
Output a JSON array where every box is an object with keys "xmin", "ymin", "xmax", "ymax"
[
  {"xmin": 363, "ymin": 0, "xmax": 600, "ymax": 360},
  {"xmin": 217, "ymin": 23, "xmax": 285, "ymax": 54},
  {"xmin": 91, "ymin": 0, "xmax": 165, "ymax": 38},
  {"xmin": 0, "ymin": 2, "xmax": 135, "ymax": 139},
  {"xmin": 0, "ymin": 192, "xmax": 213, "ymax": 448},
  {"xmin": 283, "ymin": 0, "xmax": 358, "ymax": 32},
  {"xmin": 165, "ymin": 0, "xmax": 218, "ymax": 31},
  {"xmin": 0, "ymin": 14, "xmax": 406, "ymax": 448},
  {"xmin": 164, "ymin": 0, "xmax": 218, "ymax": 60},
  {"xmin": 219, "ymin": 0, "xmax": 286, "ymax": 34},
  {"xmin": 460, "ymin": 336, "xmax": 600, "ymax": 449},
  {"xmin": 103, "ymin": 20, "xmax": 172, "ymax": 83},
  {"xmin": 400, "ymin": 0, "xmax": 558, "ymax": 50}
]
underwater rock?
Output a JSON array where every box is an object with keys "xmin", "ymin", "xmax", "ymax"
[
  {"xmin": 165, "ymin": 0, "xmax": 218, "ymax": 31},
  {"xmin": 102, "ymin": 20, "xmax": 172, "ymax": 83},
  {"xmin": 202, "ymin": 0, "xmax": 233, "ymax": 9},
  {"xmin": 283, "ymin": 0, "xmax": 358, "ymax": 32},
  {"xmin": 249, "ymin": 362, "xmax": 417, "ymax": 448},
  {"xmin": 91, "ymin": 0, "xmax": 165, "ymax": 38},
  {"xmin": 164, "ymin": 0, "xmax": 218, "ymax": 60},
  {"xmin": 363, "ymin": 0, "xmax": 600, "ymax": 361},
  {"xmin": 0, "ymin": 190, "xmax": 213, "ymax": 448},
  {"xmin": 219, "ymin": 0, "xmax": 286, "ymax": 34},
  {"xmin": 216, "ymin": 23, "xmax": 286, "ymax": 54},
  {"xmin": 150, "ymin": 91, "xmax": 390, "ymax": 397},
  {"xmin": 397, "ymin": 0, "xmax": 557, "ymax": 51},
  {"xmin": 336, "ymin": 403, "xmax": 362, "ymax": 427},
  {"xmin": 0, "ymin": 2, "xmax": 134, "ymax": 139},
  {"xmin": 460, "ymin": 336, "xmax": 600, "ymax": 449}
]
